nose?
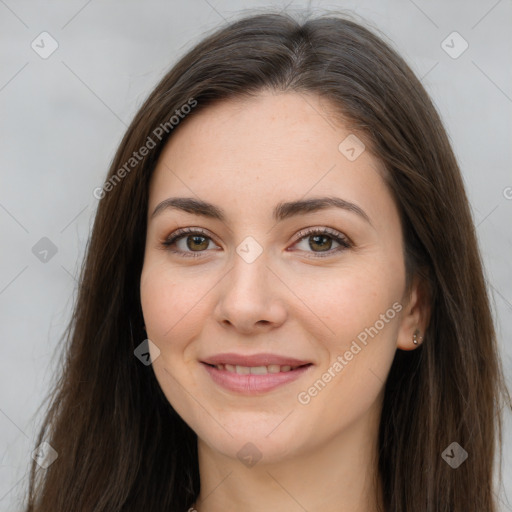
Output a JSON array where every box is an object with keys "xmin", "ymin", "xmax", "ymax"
[{"xmin": 213, "ymin": 251, "xmax": 287, "ymax": 334}]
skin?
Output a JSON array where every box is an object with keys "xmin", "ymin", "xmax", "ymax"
[{"xmin": 140, "ymin": 91, "xmax": 429, "ymax": 512}]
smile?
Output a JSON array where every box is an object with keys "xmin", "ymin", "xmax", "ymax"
[
  {"xmin": 212, "ymin": 363, "xmax": 304, "ymax": 374},
  {"xmin": 201, "ymin": 362, "xmax": 313, "ymax": 394}
]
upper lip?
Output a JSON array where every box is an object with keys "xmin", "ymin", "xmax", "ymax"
[{"xmin": 202, "ymin": 353, "xmax": 312, "ymax": 367}]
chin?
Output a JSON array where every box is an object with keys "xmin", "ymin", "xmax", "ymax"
[
  {"xmin": 200, "ymin": 431, "xmax": 301, "ymax": 467},
  {"xmin": 191, "ymin": 410, "xmax": 312, "ymax": 466}
]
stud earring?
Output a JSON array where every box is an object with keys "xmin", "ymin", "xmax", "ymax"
[{"xmin": 413, "ymin": 329, "xmax": 422, "ymax": 345}]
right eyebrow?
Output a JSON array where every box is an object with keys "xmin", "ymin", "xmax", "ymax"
[{"xmin": 151, "ymin": 197, "xmax": 225, "ymax": 221}]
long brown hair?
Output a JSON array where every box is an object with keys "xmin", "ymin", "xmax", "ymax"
[{"xmin": 24, "ymin": 10, "xmax": 511, "ymax": 512}]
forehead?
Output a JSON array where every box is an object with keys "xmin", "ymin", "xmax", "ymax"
[{"xmin": 148, "ymin": 91, "xmax": 394, "ymax": 226}]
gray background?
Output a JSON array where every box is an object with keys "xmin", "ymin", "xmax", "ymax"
[{"xmin": 1, "ymin": 0, "xmax": 511, "ymax": 510}]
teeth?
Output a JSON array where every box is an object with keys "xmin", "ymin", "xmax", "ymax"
[
  {"xmin": 214, "ymin": 363, "xmax": 301, "ymax": 373},
  {"xmin": 250, "ymin": 366, "xmax": 267, "ymax": 375}
]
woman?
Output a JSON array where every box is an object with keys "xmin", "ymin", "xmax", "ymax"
[{"xmin": 24, "ymin": 10, "xmax": 511, "ymax": 512}]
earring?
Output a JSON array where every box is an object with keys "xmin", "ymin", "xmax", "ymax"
[{"xmin": 413, "ymin": 329, "xmax": 422, "ymax": 345}]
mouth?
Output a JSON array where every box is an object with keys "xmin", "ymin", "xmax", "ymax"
[
  {"xmin": 200, "ymin": 359, "xmax": 314, "ymax": 394},
  {"xmin": 203, "ymin": 362, "xmax": 312, "ymax": 374}
]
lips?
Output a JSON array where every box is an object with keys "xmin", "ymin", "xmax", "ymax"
[
  {"xmin": 201, "ymin": 352, "xmax": 312, "ymax": 367},
  {"xmin": 211, "ymin": 363, "xmax": 303, "ymax": 374},
  {"xmin": 200, "ymin": 353, "xmax": 313, "ymax": 394}
]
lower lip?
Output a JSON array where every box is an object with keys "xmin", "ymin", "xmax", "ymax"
[{"xmin": 201, "ymin": 363, "xmax": 313, "ymax": 394}]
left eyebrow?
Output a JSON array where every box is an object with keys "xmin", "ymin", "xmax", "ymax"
[
  {"xmin": 150, "ymin": 196, "xmax": 372, "ymax": 226},
  {"xmin": 273, "ymin": 196, "xmax": 372, "ymax": 225}
]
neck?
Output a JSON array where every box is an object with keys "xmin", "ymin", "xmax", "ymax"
[{"xmin": 193, "ymin": 403, "xmax": 384, "ymax": 512}]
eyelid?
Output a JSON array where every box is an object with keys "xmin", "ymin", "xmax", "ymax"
[
  {"xmin": 288, "ymin": 226, "xmax": 352, "ymax": 258},
  {"xmin": 161, "ymin": 227, "xmax": 219, "ymax": 247},
  {"xmin": 292, "ymin": 226, "xmax": 351, "ymax": 245}
]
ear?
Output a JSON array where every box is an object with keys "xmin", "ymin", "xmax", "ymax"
[{"xmin": 396, "ymin": 271, "xmax": 431, "ymax": 351}]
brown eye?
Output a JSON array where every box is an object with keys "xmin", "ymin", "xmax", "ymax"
[
  {"xmin": 185, "ymin": 234, "xmax": 210, "ymax": 251},
  {"xmin": 308, "ymin": 234, "xmax": 334, "ymax": 252},
  {"xmin": 162, "ymin": 228, "xmax": 219, "ymax": 258},
  {"xmin": 292, "ymin": 227, "xmax": 351, "ymax": 258}
]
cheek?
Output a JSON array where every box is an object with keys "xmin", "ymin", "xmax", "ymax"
[
  {"xmin": 140, "ymin": 262, "xmax": 204, "ymax": 415},
  {"xmin": 140, "ymin": 262, "xmax": 202, "ymax": 334},
  {"xmin": 294, "ymin": 284, "xmax": 400, "ymax": 437},
  {"xmin": 290, "ymin": 256, "xmax": 402, "ymax": 402},
  {"xmin": 140, "ymin": 262, "xmax": 205, "ymax": 351},
  {"xmin": 140, "ymin": 274, "xmax": 175, "ymax": 341},
  {"xmin": 289, "ymin": 255, "xmax": 404, "ymax": 341}
]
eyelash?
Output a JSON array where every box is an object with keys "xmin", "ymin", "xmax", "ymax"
[{"xmin": 161, "ymin": 227, "xmax": 352, "ymax": 259}]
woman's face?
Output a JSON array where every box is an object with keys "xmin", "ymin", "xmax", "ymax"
[{"xmin": 140, "ymin": 91, "xmax": 420, "ymax": 464}]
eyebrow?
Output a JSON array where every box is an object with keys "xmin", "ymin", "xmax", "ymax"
[{"xmin": 151, "ymin": 196, "xmax": 372, "ymax": 225}]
